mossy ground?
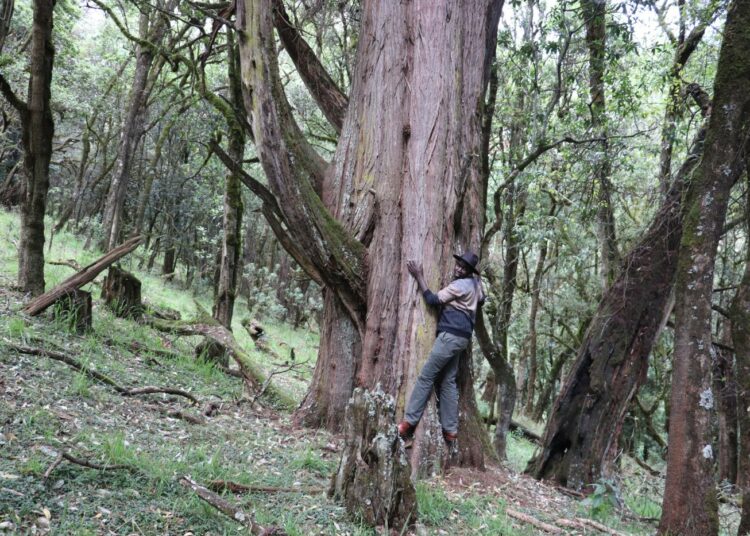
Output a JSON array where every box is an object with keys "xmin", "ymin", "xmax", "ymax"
[{"xmin": 0, "ymin": 209, "xmax": 737, "ymax": 534}]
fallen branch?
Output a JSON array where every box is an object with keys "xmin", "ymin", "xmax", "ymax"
[
  {"xmin": 207, "ymin": 480, "xmax": 325, "ymax": 495},
  {"xmin": 631, "ymin": 455, "xmax": 662, "ymax": 477},
  {"xmin": 574, "ymin": 517, "xmax": 627, "ymax": 536},
  {"xmin": 48, "ymin": 259, "xmax": 83, "ymax": 271},
  {"xmin": 179, "ymin": 476, "xmax": 286, "ymax": 535},
  {"xmin": 146, "ymin": 307, "xmax": 295, "ymax": 408},
  {"xmin": 23, "ymin": 235, "xmax": 143, "ymax": 316},
  {"xmin": 41, "ymin": 446, "xmax": 132, "ymax": 480},
  {"xmin": 4, "ymin": 341, "xmax": 199, "ymax": 405},
  {"xmin": 506, "ymin": 508, "xmax": 562, "ymax": 533},
  {"xmin": 247, "ymin": 359, "xmax": 308, "ymax": 407},
  {"xmin": 124, "ymin": 386, "xmax": 199, "ymax": 405}
]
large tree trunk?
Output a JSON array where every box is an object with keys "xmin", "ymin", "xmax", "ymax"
[
  {"xmin": 659, "ymin": 1, "xmax": 750, "ymax": 533},
  {"xmin": 213, "ymin": 31, "xmax": 244, "ymax": 329},
  {"xmin": 581, "ymin": 0, "xmax": 618, "ymax": 288},
  {"xmin": 239, "ymin": 0, "xmax": 503, "ymax": 476},
  {"xmin": 730, "ymin": 181, "xmax": 750, "ymax": 535},
  {"xmin": 526, "ymin": 122, "xmax": 706, "ymax": 490}
]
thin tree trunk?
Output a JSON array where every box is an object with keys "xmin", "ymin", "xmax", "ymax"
[
  {"xmin": 581, "ymin": 0, "xmax": 619, "ymax": 288},
  {"xmin": 524, "ymin": 237, "xmax": 548, "ymax": 413},
  {"xmin": 213, "ymin": 31, "xmax": 244, "ymax": 329},
  {"xmin": 100, "ymin": 6, "xmax": 172, "ymax": 251},
  {"xmin": 659, "ymin": 1, "xmax": 750, "ymax": 532},
  {"xmin": 6, "ymin": 0, "xmax": 55, "ymax": 296}
]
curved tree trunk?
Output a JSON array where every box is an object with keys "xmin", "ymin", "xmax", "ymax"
[
  {"xmin": 239, "ymin": 0, "xmax": 503, "ymax": 474},
  {"xmin": 659, "ymin": 2, "xmax": 750, "ymax": 532},
  {"xmin": 526, "ymin": 123, "xmax": 706, "ymax": 490}
]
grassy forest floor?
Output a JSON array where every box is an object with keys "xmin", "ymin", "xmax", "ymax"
[{"xmin": 0, "ymin": 209, "xmax": 741, "ymax": 535}]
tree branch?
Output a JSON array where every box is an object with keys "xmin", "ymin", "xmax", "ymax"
[
  {"xmin": 0, "ymin": 72, "xmax": 27, "ymax": 114},
  {"xmin": 237, "ymin": 0, "xmax": 366, "ymax": 333},
  {"xmin": 272, "ymin": 0, "xmax": 348, "ymax": 133}
]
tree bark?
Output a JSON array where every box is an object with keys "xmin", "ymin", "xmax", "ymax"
[
  {"xmin": 730, "ymin": 184, "xmax": 750, "ymax": 535},
  {"xmin": 238, "ymin": 0, "xmax": 503, "ymax": 477},
  {"xmin": 659, "ymin": 1, "xmax": 750, "ymax": 533}
]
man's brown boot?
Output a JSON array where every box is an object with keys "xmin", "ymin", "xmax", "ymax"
[
  {"xmin": 398, "ymin": 420, "xmax": 414, "ymax": 438},
  {"xmin": 443, "ymin": 430, "xmax": 458, "ymax": 442}
]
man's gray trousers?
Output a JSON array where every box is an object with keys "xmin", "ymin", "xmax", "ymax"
[{"xmin": 404, "ymin": 331, "xmax": 470, "ymax": 434}]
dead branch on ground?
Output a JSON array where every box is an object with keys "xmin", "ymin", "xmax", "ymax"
[
  {"xmin": 506, "ymin": 508, "xmax": 562, "ymax": 533},
  {"xmin": 4, "ymin": 340, "xmax": 198, "ymax": 404},
  {"xmin": 179, "ymin": 475, "xmax": 287, "ymax": 535},
  {"xmin": 207, "ymin": 479, "xmax": 325, "ymax": 495},
  {"xmin": 41, "ymin": 446, "xmax": 132, "ymax": 480}
]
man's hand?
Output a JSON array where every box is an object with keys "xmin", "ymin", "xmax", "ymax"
[
  {"xmin": 407, "ymin": 260, "xmax": 428, "ymax": 293},
  {"xmin": 406, "ymin": 260, "xmax": 423, "ymax": 279}
]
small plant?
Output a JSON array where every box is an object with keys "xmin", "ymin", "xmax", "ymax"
[
  {"xmin": 69, "ymin": 370, "xmax": 92, "ymax": 398},
  {"xmin": 415, "ymin": 481, "xmax": 453, "ymax": 525},
  {"xmin": 291, "ymin": 447, "xmax": 330, "ymax": 476},
  {"xmin": 583, "ymin": 478, "xmax": 622, "ymax": 520},
  {"xmin": 8, "ymin": 316, "xmax": 27, "ymax": 338}
]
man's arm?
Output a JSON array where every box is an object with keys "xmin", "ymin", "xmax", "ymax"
[{"xmin": 407, "ymin": 260, "xmax": 441, "ymax": 306}]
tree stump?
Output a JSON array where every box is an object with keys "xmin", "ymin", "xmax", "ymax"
[
  {"xmin": 195, "ymin": 339, "xmax": 229, "ymax": 368},
  {"xmin": 101, "ymin": 266, "xmax": 142, "ymax": 319},
  {"xmin": 53, "ymin": 290, "xmax": 92, "ymax": 334},
  {"xmin": 329, "ymin": 386, "xmax": 416, "ymax": 531}
]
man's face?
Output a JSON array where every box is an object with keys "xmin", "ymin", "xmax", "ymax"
[{"xmin": 453, "ymin": 261, "xmax": 471, "ymax": 279}]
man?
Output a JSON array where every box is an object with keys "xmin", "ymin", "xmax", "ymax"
[{"xmin": 399, "ymin": 252, "xmax": 485, "ymax": 443}]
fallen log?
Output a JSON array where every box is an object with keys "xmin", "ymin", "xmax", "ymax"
[
  {"xmin": 23, "ymin": 236, "xmax": 143, "ymax": 316},
  {"xmin": 482, "ymin": 416, "xmax": 542, "ymax": 444}
]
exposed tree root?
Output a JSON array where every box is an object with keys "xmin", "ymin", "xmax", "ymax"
[
  {"xmin": 4, "ymin": 340, "xmax": 199, "ymax": 405},
  {"xmin": 179, "ymin": 475, "xmax": 287, "ymax": 535}
]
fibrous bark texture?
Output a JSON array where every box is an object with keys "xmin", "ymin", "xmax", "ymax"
[
  {"xmin": 659, "ymin": 1, "xmax": 750, "ymax": 533},
  {"xmin": 526, "ymin": 125, "xmax": 706, "ymax": 490},
  {"xmin": 330, "ymin": 387, "xmax": 416, "ymax": 531},
  {"xmin": 730, "ymin": 231, "xmax": 750, "ymax": 536},
  {"xmin": 239, "ymin": 0, "xmax": 503, "ymax": 476}
]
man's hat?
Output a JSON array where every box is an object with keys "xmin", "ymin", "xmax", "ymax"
[{"xmin": 453, "ymin": 251, "xmax": 480, "ymax": 275}]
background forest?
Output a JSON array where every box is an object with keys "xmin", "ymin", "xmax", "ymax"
[{"xmin": 1, "ymin": 0, "xmax": 749, "ymax": 534}]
